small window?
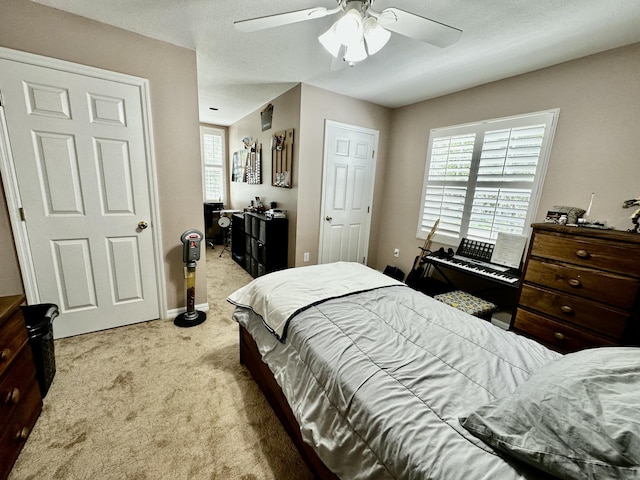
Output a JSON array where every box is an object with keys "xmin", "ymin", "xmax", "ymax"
[
  {"xmin": 201, "ymin": 126, "xmax": 226, "ymax": 203},
  {"xmin": 418, "ymin": 109, "xmax": 559, "ymax": 244}
]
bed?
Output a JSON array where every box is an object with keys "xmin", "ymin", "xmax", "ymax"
[{"xmin": 228, "ymin": 262, "xmax": 640, "ymax": 480}]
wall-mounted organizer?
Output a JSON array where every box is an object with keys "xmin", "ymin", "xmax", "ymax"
[
  {"xmin": 272, "ymin": 128, "xmax": 294, "ymax": 188},
  {"xmin": 231, "ymin": 212, "xmax": 288, "ymax": 278}
]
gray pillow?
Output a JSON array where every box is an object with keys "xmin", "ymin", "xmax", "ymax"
[{"xmin": 460, "ymin": 347, "xmax": 640, "ymax": 480}]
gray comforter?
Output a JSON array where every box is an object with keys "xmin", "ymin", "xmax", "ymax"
[{"xmin": 232, "ymin": 279, "xmax": 561, "ymax": 479}]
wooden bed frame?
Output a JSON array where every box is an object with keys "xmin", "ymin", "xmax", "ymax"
[{"xmin": 239, "ymin": 325, "xmax": 338, "ymax": 480}]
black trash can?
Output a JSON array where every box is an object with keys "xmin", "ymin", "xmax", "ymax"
[{"xmin": 21, "ymin": 303, "xmax": 59, "ymax": 398}]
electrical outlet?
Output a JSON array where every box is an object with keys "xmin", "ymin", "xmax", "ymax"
[
  {"xmin": 393, "ymin": 248, "xmax": 400, "ymax": 257},
  {"xmin": 303, "ymin": 252, "xmax": 310, "ymax": 262}
]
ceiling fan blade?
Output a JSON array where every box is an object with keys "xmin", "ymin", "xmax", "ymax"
[
  {"xmin": 377, "ymin": 8, "xmax": 462, "ymax": 48},
  {"xmin": 234, "ymin": 7, "xmax": 339, "ymax": 32}
]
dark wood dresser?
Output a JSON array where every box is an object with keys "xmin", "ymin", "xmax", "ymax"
[
  {"xmin": 0, "ymin": 295, "xmax": 42, "ymax": 480},
  {"xmin": 513, "ymin": 224, "xmax": 640, "ymax": 353}
]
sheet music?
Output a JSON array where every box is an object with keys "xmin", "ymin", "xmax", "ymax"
[{"xmin": 491, "ymin": 233, "xmax": 527, "ymax": 269}]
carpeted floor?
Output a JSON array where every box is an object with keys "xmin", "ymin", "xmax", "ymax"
[{"xmin": 9, "ymin": 247, "xmax": 313, "ymax": 480}]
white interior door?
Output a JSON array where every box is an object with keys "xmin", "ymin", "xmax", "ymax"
[
  {"xmin": 319, "ymin": 121, "xmax": 378, "ymax": 264},
  {"xmin": 0, "ymin": 57, "xmax": 161, "ymax": 338}
]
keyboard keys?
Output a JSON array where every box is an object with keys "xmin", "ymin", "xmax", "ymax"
[{"xmin": 429, "ymin": 255, "xmax": 519, "ymax": 285}]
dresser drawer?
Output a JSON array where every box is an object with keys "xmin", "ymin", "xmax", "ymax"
[
  {"xmin": 0, "ymin": 379, "xmax": 41, "ymax": 480},
  {"xmin": 530, "ymin": 232, "xmax": 640, "ymax": 276},
  {"xmin": 0, "ymin": 347, "xmax": 37, "ymax": 427},
  {"xmin": 524, "ymin": 258, "xmax": 639, "ymax": 309},
  {"xmin": 513, "ymin": 308, "xmax": 616, "ymax": 352},
  {"xmin": 519, "ymin": 284, "xmax": 628, "ymax": 339},
  {"xmin": 0, "ymin": 310, "xmax": 28, "ymax": 379}
]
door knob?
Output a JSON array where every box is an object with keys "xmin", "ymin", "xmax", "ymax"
[
  {"xmin": 325, "ymin": 216, "xmax": 332, "ymax": 221},
  {"xmin": 138, "ymin": 221, "xmax": 149, "ymax": 230}
]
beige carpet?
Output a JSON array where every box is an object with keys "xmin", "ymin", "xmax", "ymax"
[{"xmin": 9, "ymin": 248, "xmax": 313, "ymax": 480}]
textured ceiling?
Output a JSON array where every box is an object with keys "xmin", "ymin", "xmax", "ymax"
[{"xmin": 32, "ymin": 0, "xmax": 640, "ymax": 126}]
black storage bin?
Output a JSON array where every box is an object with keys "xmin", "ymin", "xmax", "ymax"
[
  {"xmin": 21, "ymin": 303, "xmax": 59, "ymax": 398},
  {"xmin": 383, "ymin": 265, "xmax": 405, "ymax": 282}
]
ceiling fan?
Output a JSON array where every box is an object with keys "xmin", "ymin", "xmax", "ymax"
[{"xmin": 234, "ymin": 0, "xmax": 462, "ymax": 65}]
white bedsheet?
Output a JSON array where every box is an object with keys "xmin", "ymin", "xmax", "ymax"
[
  {"xmin": 227, "ymin": 261, "xmax": 404, "ymax": 340},
  {"xmin": 230, "ymin": 263, "xmax": 562, "ymax": 479}
]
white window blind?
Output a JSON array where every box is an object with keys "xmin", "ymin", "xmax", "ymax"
[
  {"xmin": 201, "ymin": 127, "xmax": 226, "ymax": 203},
  {"xmin": 418, "ymin": 109, "xmax": 559, "ymax": 244}
]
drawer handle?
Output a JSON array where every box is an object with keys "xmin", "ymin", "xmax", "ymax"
[
  {"xmin": 560, "ymin": 305, "xmax": 574, "ymax": 315},
  {"xmin": 575, "ymin": 249, "xmax": 591, "ymax": 259},
  {"xmin": 554, "ymin": 332, "xmax": 566, "ymax": 341},
  {"xmin": 5, "ymin": 388, "xmax": 20, "ymax": 404},
  {"xmin": 0, "ymin": 348, "xmax": 10, "ymax": 362},
  {"xmin": 568, "ymin": 278, "xmax": 582, "ymax": 287},
  {"xmin": 15, "ymin": 426, "xmax": 30, "ymax": 442}
]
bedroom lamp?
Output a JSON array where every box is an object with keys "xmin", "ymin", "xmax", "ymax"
[{"xmin": 318, "ymin": 4, "xmax": 391, "ymax": 65}]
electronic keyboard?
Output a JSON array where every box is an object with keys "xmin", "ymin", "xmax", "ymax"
[{"xmin": 427, "ymin": 238, "xmax": 521, "ymax": 287}]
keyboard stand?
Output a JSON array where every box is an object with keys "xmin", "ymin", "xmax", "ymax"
[
  {"xmin": 421, "ymin": 260, "xmax": 519, "ymax": 322},
  {"xmin": 426, "ymin": 254, "xmax": 519, "ymax": 286}
]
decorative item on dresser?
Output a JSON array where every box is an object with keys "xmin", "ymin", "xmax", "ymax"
[
  {"xmin": 0, "ymin": 295, "xmax": 42, "ymax": 480},
  {"xmin": 513, "ymin": 223, "xmax": 640, "ymax": 352}
]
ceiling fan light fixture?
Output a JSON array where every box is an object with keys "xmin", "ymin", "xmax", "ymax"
[
  {"xmin": 319, "ymin": 25, "xmax": 342, "ymax": 57},
  {"xmin": 363, "ymin": 17, "xmax": 391, "ymax": 55},
  {"xmin": 343, "ymin": 38, "xmax": 368, "ymax": 64},
  {"xmin": 334, "ymin": 8, "xmax": 364, "ymax": 47}
]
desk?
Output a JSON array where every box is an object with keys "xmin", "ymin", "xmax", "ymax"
[
  {"xmin": 204, "ymin": 203, "xmax": 223, "ymax": 246},
  {"xmin": 204, "ymin": 206, "xmax": 243, "ymax": 249}
]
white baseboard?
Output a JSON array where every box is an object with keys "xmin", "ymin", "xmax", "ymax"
[{"xmin": 490, "ymin": 310, "xmax": 512, "ymax": 330}]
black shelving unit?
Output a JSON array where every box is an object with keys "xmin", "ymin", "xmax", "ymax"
[
  {"xmin": 231, "ymin": 213, "xmax": 245, "ymax": 266},
  {"xmin": 232, "ymin": 212, "xmax": 288, "ymax": 278}
]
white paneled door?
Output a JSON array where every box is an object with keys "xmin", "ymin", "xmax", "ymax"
[
  {"xmin": 0, "ymin": 57, "xmax": 161, "ymax": 338},
  {"xmin": 320, "ymin": 121, "xmax": 378, "ymax": 264}
]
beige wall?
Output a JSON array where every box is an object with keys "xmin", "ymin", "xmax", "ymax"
[
  {"xmin": 0, "ymin": 0, "xmax": 205, "ymax": 312},
  {"xmin": 297, "ymin": 84, "xmax": 392, "ymax": 267},
  {"xmin": 228, "ymin": 85, "xmax": 301, "ymax": 266},
  {"xmin": 227, "ymin": 84, "xmax": 392, "ymax": 269},
  {"xmin": 376, "ymin": 43, "xmax": 640, "ymax": 275},
  {"xmin": 0, "ymin": 183, "xmax": 22, "ymax": 296}
]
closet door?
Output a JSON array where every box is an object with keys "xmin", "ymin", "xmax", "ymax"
[{"xmin": 0, "ymin": 57, "xmax": 161, "ymax": 338}]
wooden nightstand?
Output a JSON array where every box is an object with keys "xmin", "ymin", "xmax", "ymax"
[
  {"xmin": 513, "ymin": 224, "xmax": 640, "ymax": 353},
  {"xmin": 0, "ymin": 295, "xmax": 42, "ymax": 480}
]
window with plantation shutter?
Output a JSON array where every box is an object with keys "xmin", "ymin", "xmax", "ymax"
[
  {"xmin": 417, "ymin": 109, "xmax": 559, "ymax": 244},
  {"xmin": 201, "ymin": 126, "xmax": 227, "ymax": 203}
]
